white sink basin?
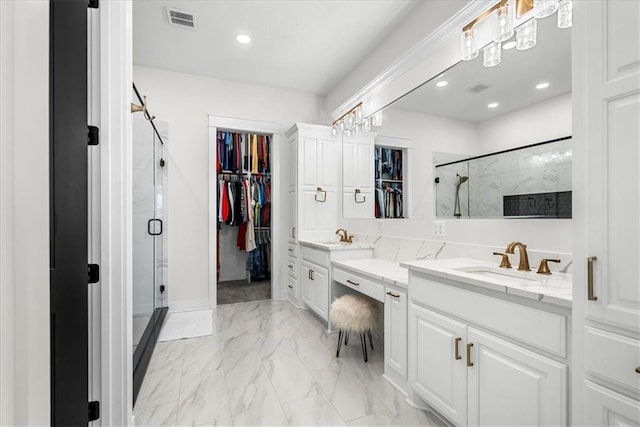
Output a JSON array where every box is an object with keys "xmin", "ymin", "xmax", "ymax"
[{"xmin": 453, "ymin": 266, "xmax": 540, "ymax": 285}]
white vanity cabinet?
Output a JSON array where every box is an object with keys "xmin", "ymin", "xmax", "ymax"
[
  {"xmin": 384, "ymin": 284, "xmax": 408, "ymax": 384},
  {"xmin": 342, "ymin": 133, "xmax": 374, "ymax": 219},
  {"xmin": 408, "ymin": 273, "xmax": 569, "ymax": 426},
  {"xmin": 286, "ymin": 123, "xmax": 338, "ymax": 307},
  {"xmin": 301, "ymin": 260, "xmax": 329, "ymax": 321}
]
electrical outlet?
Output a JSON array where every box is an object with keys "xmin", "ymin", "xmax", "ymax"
[
  {"xmin": 377, "ymin": 220, "xmax": 384, "ymax": 233},
  {"xmin": 432, "ymin": 220, "xmax": 445, "ymax": 237}
]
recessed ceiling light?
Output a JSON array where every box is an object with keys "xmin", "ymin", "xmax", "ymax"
[
  {"xmin": 236, "ymin": 34, "xmax": 251, "ymax": 44},
  {"xmin": 436, "ymin": 81, "xmax": 448, "ymax": 88},
  {"xmin": 536, "ymin": 82, "xmax": 550, "ymax": 89},
  {"xmin": 488, "ymin": 102, "xmax": 499, "ymax": 108},
  {"xmin": 503, "ymin": 41, "xmax": 517, "ymax": 50}
]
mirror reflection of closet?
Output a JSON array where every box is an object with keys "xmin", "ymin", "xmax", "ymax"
[{"xmin": 132, "ymin": 116, "xmax": 169, "ymax": 404}]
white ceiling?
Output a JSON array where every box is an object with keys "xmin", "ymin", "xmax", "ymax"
[
  {"xmin": 133, "ymin": 0, "xmax": 420, "ymax": 95},
  {"xmin": 392, "ymin": 15, "xmax": 572, "ymax": 122}
]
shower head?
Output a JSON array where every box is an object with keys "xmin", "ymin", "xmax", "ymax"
[{"xmin": 456, "ymin": 173, "xmax": 469, "ymax": 184}]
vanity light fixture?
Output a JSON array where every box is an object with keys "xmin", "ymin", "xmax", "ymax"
[
  {"xmin": 494, "ymin": 4, "xmax": 514, "ymax": 42},
  {"xmin": 483, "ymin": 41, "xmax": 502, "ymax": 67},
  {"xmin": 534, "ymin": 0, "xmax": 559, "ymax": 18},
  {"xmin": 372, "ymin": 111, "xmax": 383, "ymax": 127},
  {"xmin": 332, "ymin": 103, "xmax": 366, "ymax": 137},
  {"xmin": 236, "ymin": 33, "xmax": 251, "ymax": 44},
  {"xmin": 557, "ymin": 0, "xmax": 572, "ymax": 28},
  {"xmin": 536, "ymin": 82, "xmax": 550, "ymax": 89},
  {"xmin": 362, "ymin": 116, "xmax": 371, "ymax": 132},
  {"xmin": 503, "ymin": 40, "xmax": 517, "ymax": 50},
  {"xmin": 488, "ymin": 102, "xmax": 500, "ymax": 108},
  {"xmin": 436, "ymin": 80, "xmax": 449, "ymax": 87},
  {"xmin": 516, "ymin": 18, "xmax": 537, "ymax": 50}
]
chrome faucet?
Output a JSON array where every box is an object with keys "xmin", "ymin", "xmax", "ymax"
[
  {"xmin": 505, "ymin": 241, "xmax": 531, "ymax": 271},
  {"xmin": 335, "ymin": 228, "xmax": 353, "ymax": 243}
]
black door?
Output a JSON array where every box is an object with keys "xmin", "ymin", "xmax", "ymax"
[{"xmin": 50, "ymin": 0, "xmax": 90, "ymax": 424}]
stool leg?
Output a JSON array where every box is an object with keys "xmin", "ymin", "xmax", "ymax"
[
  {"xmin": 360, "ymin": 332, "xmax": 368, "ymax": 363},
  {"xmin": 336, "ymin": 330, "xmax": 343, "ymax": 358},
  {"xmin": 344, "ymin": 331, "xmax": 349, "ymax": 346},
  {"xmin": 368, "ymin": 330, "xmax": 374, "ymax": 350}
]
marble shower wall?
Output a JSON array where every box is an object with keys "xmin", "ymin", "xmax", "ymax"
[
  {"xmin": 355, "ymin": 234, "xmax": 573, "ymax": 275},
  {"xmin": 435, "ymin": 139, "xmax": 572, "ymax": 218}
]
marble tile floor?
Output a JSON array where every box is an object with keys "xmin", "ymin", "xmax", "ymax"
[{"xmin": 134, "ymin": 299, "xmax": 442, "ymax": 426}]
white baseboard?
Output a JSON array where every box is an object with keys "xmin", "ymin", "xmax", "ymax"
[{"xmin": 168, "ymin": 298, "xmax": 210, "ymax": 313}]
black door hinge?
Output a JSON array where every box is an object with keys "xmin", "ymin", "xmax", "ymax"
[
  {"xmin": 88, "ymin": 126, "xmax": 99, "ymax": 146},
  {"xmin": 88, "ymin": 264, "xmax": 99, "ymax": 284},
  {"xmin": 88, "ymin": 401, "xmax": 100, "ymax": 421},
  {"xmin": 88, "ymin": 0, "xmax": 99, "ymax": 9}
]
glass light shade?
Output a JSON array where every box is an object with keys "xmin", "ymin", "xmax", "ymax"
[
  {"xmin": 494, "ymin": 5, "xmax": 514, "ymax": 42},
  {"xmin": 354, "ymin": 123, "xmax": 361, "ymax": 136},
  {"xmin": 534, "ymin": 0, "xmax": 559, "ymax": 18},
  {"xmin": 345, "ymin": 113, "xmax": 354, "ymax": 128},
  {"xmin": 345, "ymin": 128, "xmax": 352, "ymax": 137},
  {"xmin": 461, "ymin": 29, "xmax": 479, "ymax": 61},
  {"xmin": 355, "ymin": 106, "xmax": 363, "ymax": 122},
  {"xmin": 362, "ymin": 117, "xmax": 371, "ymax": 132},
  {"xmin": 331, "ymin": 124, "xmax": 337, "ymax": 137},
  {"xmin": 338, "ymin": 120, "xmax": 345, "ymax": 133},
  {"xmin": 372, "ymin": 111, "xmax": 383, "ymax": 127},
  {"xmin": 516, "ymin": 18, "xmax": 537, "ymax": 50},
  {"xmin": 557, "ymin": 0, "xmax": 572, "ymax": 28},
  {"xmin": 483, "ymin": 41, "xmax": 502, "ymax": 67}
]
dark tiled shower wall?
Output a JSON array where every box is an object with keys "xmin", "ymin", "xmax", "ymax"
[{"xmin": 503, "ymin": 191, "xmax": 572, "ymax": 218}]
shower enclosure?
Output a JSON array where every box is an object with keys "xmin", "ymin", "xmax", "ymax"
[{"xmin": 132, "ymin": 117, "xmax": 169, "ymax": 404}]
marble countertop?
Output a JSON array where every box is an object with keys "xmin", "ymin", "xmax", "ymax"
[
  {"xmin": 299, "ymin": 240, "xmax": 375, "ymax": 251},
  {"xmin": 400, "ymin": 258, "xmax": 572, "ymax": 308},
  {"xmin": 331, "ymin": 258, "xmax": 408, "ymax": 288}
]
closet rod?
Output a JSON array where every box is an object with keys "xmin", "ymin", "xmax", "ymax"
[{"xmin": 133, "ymin": 82, "xmax": 164, "ymax": 145}]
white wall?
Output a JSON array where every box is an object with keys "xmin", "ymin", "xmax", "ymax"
[
  {"xmin": 477, "ymin": 92, "xmax": 572, "ymax": 153},
  {"xmin": 133, "ymin": 66, "xmax": 325, "ymax": 308},
  {"xmin": 0, "ymin": 1, "xmax": 50, "ymax": 425}
]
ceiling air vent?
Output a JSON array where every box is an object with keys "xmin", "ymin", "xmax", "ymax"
[
  {"xmin": 167, "ymin": 8, "xmax": 196, "ymax": 29},
  {"xmin": 466, "ymin": 84, "xmax": 489, "ymax": 93}
]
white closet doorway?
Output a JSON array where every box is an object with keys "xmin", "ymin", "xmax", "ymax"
[{"xmin": 208, "ymin": 115, "xmax": 281, "ymax": 308}]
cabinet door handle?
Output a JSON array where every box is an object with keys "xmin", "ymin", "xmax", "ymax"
[
  {"xmin": 288, "ymin": 264, "xmax": 294, "ymax": 269},
  {"xmin": 288, "ymin": 248, "xmax": 294, "ymax": 252},
  {"xmin": 587, "ymin": 256, "xmax": 597, "ymax": 301},
  {"xmin": 288, "ymin": 284, "xmax": 293, "ymax": 289},
  {"xmin": 346, "ymin": 279, "xmax": 359, "ymax": 286},
  {"xmin": 466, "ymin": 343, "xmax": 474, "ymax": 367},
  {"xmin": 310, "ymin": 270, "xmax": 314, "ymax": 280},
  {"xmin": 386, "ymin": 291, "xmax": 400, "ymax": 298},
  {"xmin": 292, "ymin": 227, "xmax": 296, "ymax": 239},
  {"xmin": 635, "ymin": 367, "xmax": 640, "ymax": 374},
  {"xmin": 314, "ymin": 187, "xmax": 327, "ymax": 203},
  {"xmin": 454, "ymin": 337, "xmax": 462, "ymax": 360}
]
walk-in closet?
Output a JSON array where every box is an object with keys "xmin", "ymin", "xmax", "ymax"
[{"xmin": 215, "ymin": 129, "xmax": 273, "ymax": 304}]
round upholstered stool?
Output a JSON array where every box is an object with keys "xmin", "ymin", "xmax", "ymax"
[{"xmin": 329, "ymin": 294, "xmax": 380, "ymax": 362}]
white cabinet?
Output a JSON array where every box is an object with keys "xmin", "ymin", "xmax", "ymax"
[
  {"xmin": 301, "ymin": 260, "xmax": 329, "ymax": 321},
  {"xmin": 467, "ymin": 328, "xmax": 567, "ymax": 427},
  {"xmin": 410, "ymin": 304, "xmax": 466, "ymax": 425},
  {"xmin": 343, "ymin": 133, "xmax": 374, "ymax": 219},
  {"xmin": 286, "ymin": 124, "xmax": 338, "ymax": 238},
  {"xmin": 408, "ymin": 275, "xmax": 569, "ymax": 426},
  {"xmin": 573, "ymin": 3, "xmax": 640, "ymax": 424},
  {"xmin": 384, "ymin": 286, "xmax": 408, "ymax": 382}
]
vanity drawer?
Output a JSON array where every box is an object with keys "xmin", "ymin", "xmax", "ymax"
[
  {"xmin": 301, "ymin": 245, "xmax": 329, "ymax": 267},
  {"xmin": 585, "ymin": 327, "xmax": 640, "ymax": 392},
  {"xmin": 333, "ymin": 267, "xmax": 385, "ymax": 303},
  {"xmin": 411, "ymin": 275, "xmax": 567, "ymax": 358},
  {"xmin": 287, "ymin": 243, "xmax": 298, "ymax": 259},
  {"xmin": 287, "ymin": 256, "xmax": 298, "ymax": 279}
]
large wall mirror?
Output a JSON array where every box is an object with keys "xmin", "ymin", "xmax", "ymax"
[{"xmin": 343, "ymin": 13, "xmax": 571, "ymax": 219}]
